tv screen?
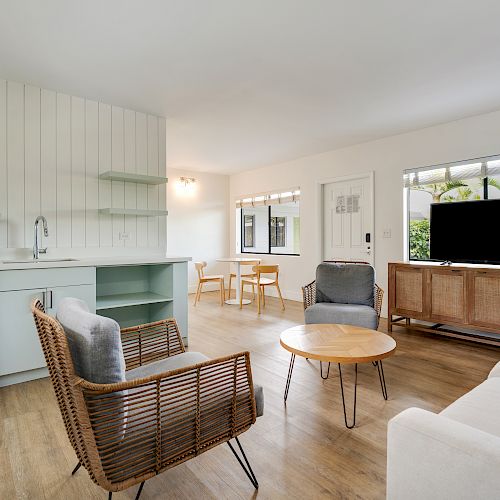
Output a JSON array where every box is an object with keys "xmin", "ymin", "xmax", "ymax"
[{"xmin": 429, "ymin": 199, "xmax": 500, "ymax": 264}]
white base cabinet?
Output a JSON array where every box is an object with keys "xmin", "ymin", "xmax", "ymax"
[
  {"xmin": 0, "ymin": 268, "xmax": 96, "ymax": 387},
  {"xmin": 0, "ymin": 260, "xmax": 189, "ymax": 387}
]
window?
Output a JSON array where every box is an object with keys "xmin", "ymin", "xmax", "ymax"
[
  {"xmin": 405, "ymin": 155, "xmax": 500, "ymax": 260},
  {"xmin": 270, "ymin": 217, "xmax": 286, "ymax": 247},
  {"xmin": 237, "ymin": 189, "xmax": 300, "ymax": 255},
  {"xmin": 243, "ymin": 215, "xmax": 255, "ymax": 247}
]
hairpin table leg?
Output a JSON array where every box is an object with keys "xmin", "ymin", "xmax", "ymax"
[
  {"xmin": 338, "ymin": 363, "xmax": 358, "ymax": 429},
  {"xmin": 284, "ymin": 353, "xmax": 295, "ymax": 402}
]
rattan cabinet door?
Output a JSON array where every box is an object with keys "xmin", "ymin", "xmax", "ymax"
[
  {"xmin": 392, "ymin": 265, "xmax": 426, "ymax": 318},
  {"xmin": 429, "ymin": 269, "xmax": 467, "ymax": 324},
  {"xmin": 469, "ymin": 270, "xmax": 500, "ymax": 329}
]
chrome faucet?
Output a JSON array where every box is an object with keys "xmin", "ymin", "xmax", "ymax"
[{"xmin": 33, "ymin": 216, "xmax": 49, "ymax": 260}]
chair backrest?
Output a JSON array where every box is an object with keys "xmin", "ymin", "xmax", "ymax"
[
  {"xmin": 253, "ymin": 264, "xmax": 279, "ymax": 281},
  {"xmin": 241, "ymin": 259, "xmax": 260, "ymax": 268},
  {"xmin": 315, "ymin": 262, "xmax": 375, "ymax": 306},
  {"xmin": 194, "ymin": 261, "xmax": 207, "ymax": 279},
  {"xmin": 31, "ymin": 299, "xmax": 100, "ymax": 485}
]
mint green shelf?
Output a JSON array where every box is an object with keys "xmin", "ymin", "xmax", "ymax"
[
  {"xmin": 99, "ymin": 208, "xmax": 168, "ymax": 216},
  {"xmin": 96, "ymin": 291, "xmax": 173, "ymax": 310},
  {"xmin": 99, "ymin": 171, "xmax": 168, "ymax": 185},
  {"xmin": 96, "ymin": 264, "xmax": 175, "ymax": 328}
]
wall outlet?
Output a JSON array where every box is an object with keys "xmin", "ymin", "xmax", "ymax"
[
  {"xmin": 119, "ymin": 232, "xmax": 130, "ymax": 240},
  {"xmin": 383, "ymin": 228, "xmax": 392, "ymax": 238}
]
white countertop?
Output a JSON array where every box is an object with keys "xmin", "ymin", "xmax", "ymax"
[{"xmin": 0, "ymin": 255, "xmax": 191, "ymax": 271}]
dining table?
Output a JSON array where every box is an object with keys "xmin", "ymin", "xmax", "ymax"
[{"xmin": 216, "ymin": 257, "xmax": 261, "ymax": 305}]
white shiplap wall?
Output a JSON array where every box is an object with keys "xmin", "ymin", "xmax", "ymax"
[{"xmin": 0, "ymin": 79, "xmax": 167, "ymax": 250}]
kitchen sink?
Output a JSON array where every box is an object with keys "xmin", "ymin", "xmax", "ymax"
[{"xmin": 1, "ymin": 258, "xmax": 79, "ymax": 264}]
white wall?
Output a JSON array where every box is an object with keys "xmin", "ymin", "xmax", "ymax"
[
  {"xmin": 229, "ymin": 108, "xmax": 500, "ymax": 314},
  {"xmin": 167, "ymin": 168, "xmax": 229, "ymax": 293},
  {"xmin": 0, "ymin": 79, "xmax": 167, "ymax": 257}
]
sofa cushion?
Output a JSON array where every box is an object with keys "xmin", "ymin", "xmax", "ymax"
[
  {"xmin": 57, "ymin": 297, "xmax": 126, "ymax": 384},
  {"xmin": 315, "ymin": 263, "xmax": 374, "ymax": 306},
  {"xmin": 488, "ymin": 361, "xmax": 500, "ymax": 379},
  {"xmin": 126, "ymin": 352, "xmax": 264, "ymax": 417},
  {"xmin": 304, "ymin": 302, "xmax": 378, "ymax": 330},
  {"xmin": 440, "ymin": 377, "xmax": 500, "ymax": 438}
]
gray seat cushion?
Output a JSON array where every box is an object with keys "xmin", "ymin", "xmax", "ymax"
[
  {"xmin": 304, "ymin": 302, "xmax": 378, "ymax": 330},
  {"xmin": 126, "ymin": 352, "xmax": 264, "ymax": 417},
  {"xmin": 57, "ymin": 297, "xmax": 126, "ymax": 384},
  {"xmin": 316, "ymin": 263, "xmax": 374, "ymax": 306}
]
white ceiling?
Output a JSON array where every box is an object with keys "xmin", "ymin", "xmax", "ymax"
[{"xmin": 2, "ymin": 1, "xmax": 500, "ymax": 174}]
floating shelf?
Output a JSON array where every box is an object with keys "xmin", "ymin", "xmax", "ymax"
[
  {"xmin": 99, "ymin": 208, "xmax": 168, "ymax": 216},
  {"xmin": 99, "ymin": 171, "xmax": 168, "ymax": 185},
  {"xmin": 96, "ymin": 291, "xmax": 173, "ymax": 310}
]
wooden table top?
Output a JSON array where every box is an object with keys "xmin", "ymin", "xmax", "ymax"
[
  {"xmin": 216, "ymin": 257, "xmax": 262, "ymax": 263},
  {"xmin": 280, "ymin": 324, "xmax": 396, "ymax": 364}
]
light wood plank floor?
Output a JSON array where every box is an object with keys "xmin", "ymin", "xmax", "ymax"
[{"xmin": 1, "ymin": 292, "xmax": 499, "ymax": 499}]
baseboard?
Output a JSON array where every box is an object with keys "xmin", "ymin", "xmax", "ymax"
[
  {"xmin": 188, "ymin": 282, "xmax": 302, "ymax": 302},
  {"xmin": 0, "ymin": 367, "xmax": 48, "ymax": 387}
]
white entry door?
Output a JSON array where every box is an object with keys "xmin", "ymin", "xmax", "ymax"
[{"xmin": 322, "ymin": 174, "xmax": 374, "ymax": 265}]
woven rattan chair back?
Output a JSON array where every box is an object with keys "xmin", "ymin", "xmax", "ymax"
[{"xmin": 31, "ymin": 299, "xmax": 103, "ymax": 486}]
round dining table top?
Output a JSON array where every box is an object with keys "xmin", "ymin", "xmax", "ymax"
[
  {"xmin": 280, "ymin": 323, "xmax": 396, "ymax": 364},
  {"xmin": 216, "ymin": 257, "xmax": 262, "ymax": 263}
]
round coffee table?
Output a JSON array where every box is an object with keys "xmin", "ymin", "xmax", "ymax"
[{"xmin": 280, "ymin": 323, "xmax": 396, "ymax": 428}]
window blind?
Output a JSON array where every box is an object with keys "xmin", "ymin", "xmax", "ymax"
[
  {"xmin": 236, "ymin": 188, "xmax": 300, "ymax": 208},
  {"xmin": 403, "ymin": 154, "xmax": 500, "ymax": 188}
]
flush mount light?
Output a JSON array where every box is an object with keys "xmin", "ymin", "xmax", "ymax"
[{"xmin": 180, "ymin": 176, "xmax": 196, "ymax": 187}]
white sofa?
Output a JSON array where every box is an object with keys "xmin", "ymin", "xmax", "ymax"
[{"xmin": 387, "ymin": 361, "xmax": 500, "ymax": 500}]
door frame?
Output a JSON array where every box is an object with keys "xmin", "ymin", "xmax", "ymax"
[{"xmin": 316, "ymin": 171, "xmax": 375, "ymax": 265}]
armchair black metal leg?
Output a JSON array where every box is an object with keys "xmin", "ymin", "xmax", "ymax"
[
  {"xmin": 71, "ymin": 462, "xmax": 81, "ymax": 475},
  {"xmin": 375, "ymin": 361, "xmax": 388, "ymax": 400},
  {"xmin": 338, "ymin": 363, "xmax": 358, "ymax": 429},
  {"xmin": 227, "ymin": 437, "xmax": 259, "ymax": 489},
  {"xmin": 320, "ymin": 361, "xmax": 330, "ymax": 379},
  {"xmin": 108, "ymin": 493, "xmax": 112, "ymax": 500},
  {"xmin": 135, "ymin": 481, "xmax": 145, "ymax": 500},
  {"xmin": 284, "ymin": 353, "xmax": 295, "ymax": 402}
]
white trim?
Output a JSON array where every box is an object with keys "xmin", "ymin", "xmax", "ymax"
[{"xmin": 316, "ymin": 171, "xmax": 375, "ymax": 265}]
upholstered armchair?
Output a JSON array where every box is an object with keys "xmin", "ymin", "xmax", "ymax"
[
  {"xmin": 32, "ymin": 298, "xmax": 263, "ymax": 499},
  {"xmin": 302, "ymin": 262, "xmax": 383, "ymax": 330}
]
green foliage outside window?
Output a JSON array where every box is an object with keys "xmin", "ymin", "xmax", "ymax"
[{"xmin": 409, "ymin": 219, "xmax": 430, "ymax": 260}]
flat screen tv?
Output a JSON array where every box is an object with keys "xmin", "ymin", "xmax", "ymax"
[{"xmin": 430, "ymin": 199, "xmax": 500, "ymax": 265}]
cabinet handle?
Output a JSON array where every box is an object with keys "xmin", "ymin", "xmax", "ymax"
[
  {"xmin": 47, "ymin": 289, "xmax": 54, "ymax": 309},
  {"xmin": 41, "ymin": 291, "xmax": 46, "ymax": 308}
]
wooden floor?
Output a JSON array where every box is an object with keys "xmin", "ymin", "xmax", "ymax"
[{"xmin": 1, "ymin": 292, "xmax": 499, "ymax": 499}]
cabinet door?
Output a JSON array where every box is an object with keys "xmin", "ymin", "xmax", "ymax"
[
  {"xmin": 469, "ymin": 270, "xmax": 500, "ymax": 329},
  {"xmin": 0, "ymin": 288, "xmax": 46, "ymax": 376},
  {"xmin": 47, "ymin": 284, "xmax": 96, "ymax": 316},
  {"xmin": 392, "ymin": 266, "xmax": 426, "ymax": 317},
  {"xmin": 429, "ymin": 269, "xmax": 467, "ymax": 324}
]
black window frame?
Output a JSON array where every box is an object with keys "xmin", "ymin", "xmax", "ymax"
[
  {"xmin": 270, "ymin": 216, "xmax": 286, "ymax": 247},
  {"xmin": 239, "ymin": 206, "xmax": 300, "ymax": 256},
  {"xmin": 243, "ymin": 214, "xmax": 255, "ymax": 248}
]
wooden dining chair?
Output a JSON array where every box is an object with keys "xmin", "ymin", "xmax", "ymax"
[
  {"xmin": 194, "ymin": 261, "xmax": 225, "ymax": 306},
  {"xmin": 227, "ymin": 260, "xmax": 260, "ymax": 300},
  {"xmin": 240, "ymin": 265, "xmax": 285, "ymax": 314}
]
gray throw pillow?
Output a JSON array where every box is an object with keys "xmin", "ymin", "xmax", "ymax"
[
  {"xmin": 56, "ymin": 297, "xmax": 126, "ymax": 384},
  {"xmin": 315, "ymin": 263, "xmax": 375, "ymax": 307}
]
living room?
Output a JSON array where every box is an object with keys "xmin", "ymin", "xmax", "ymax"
[{"xmin": 1, "ymin": 2, "xmax": 500, "ymax": 499}]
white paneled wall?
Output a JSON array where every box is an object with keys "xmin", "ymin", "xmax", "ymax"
[{"xmin": 0, "ymin": 79, "xmax": 167, "ymax": 250}]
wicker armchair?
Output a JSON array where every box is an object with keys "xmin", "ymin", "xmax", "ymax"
[
  {"xmin": 302, "ymin": 280, "xmax": 384, "ymax": 329},
  {"xmin": 31, "ymin": 300, "xmax": 259, "ymax": 499}
]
